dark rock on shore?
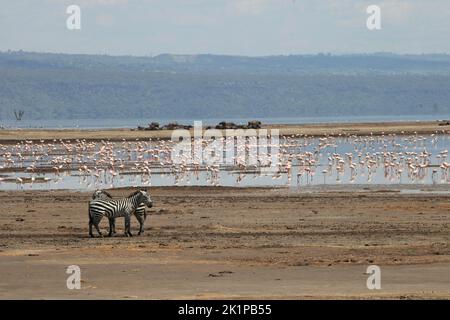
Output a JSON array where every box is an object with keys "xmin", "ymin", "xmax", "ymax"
[
  {"xmin": 215, "ymin": 121, "xmax": 261, "ymax": 130},
  {"xmin": 138, "ymin": 122, "xmax": 193, "ymax": 131},
  {"xmin": 138, "ymin": 120, "xmax": 262, "ymax": 131}
]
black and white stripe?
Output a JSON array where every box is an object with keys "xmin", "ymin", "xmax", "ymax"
[
  {"xmin": 92, "ymin": 189, "xmax": 149, "ymax": 236},
  {"xmin": 89, "ymin": 189, "xmax": 153, "ymax": 237}
]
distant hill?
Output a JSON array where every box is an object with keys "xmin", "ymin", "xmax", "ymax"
[{"xmin": 1, "ymin": 51, "xmax": 450, "ymax": 120}]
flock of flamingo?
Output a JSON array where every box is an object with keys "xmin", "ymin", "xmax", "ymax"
[{"xmin": 0, "ymin": 132, "xmax": 450, "ymax": 189}]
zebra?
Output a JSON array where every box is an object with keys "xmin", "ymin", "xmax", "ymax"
[
  {"xmin": 91, "ymin": 189, "xmax": 149, "ymax": 236},
  {"xmin": 89, "ymin": 189, "xmax": 153, "ymax": 238}
]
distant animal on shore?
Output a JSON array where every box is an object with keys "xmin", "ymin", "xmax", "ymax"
[
  {"xmin": 89, "ymin": 189, "xmax": 153, "ymax": 237},
  {"xmin": 92, "ymin": 189, "xmax": 149, "ymax": 236}
]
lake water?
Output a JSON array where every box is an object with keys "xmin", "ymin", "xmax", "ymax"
[
  {"xmin": 2, "ymin": 114, "xmax": 450, "ymax": 129},
  {"xmin": 1, "ymin": 132, "xmax": 450, "ymax": 190}
]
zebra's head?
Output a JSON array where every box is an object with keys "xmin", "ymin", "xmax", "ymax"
[
  {"xmin": 138, "ymin": 189, "xmax": 153, "ymax": 208},
  {"xmin": 92, "ymin": 189, "xmax": 112, "ymax": 200}
]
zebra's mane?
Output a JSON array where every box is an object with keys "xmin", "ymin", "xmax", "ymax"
[{"xmin": 127, "ymin": 189, "xmax": 146, "ymax": 198}]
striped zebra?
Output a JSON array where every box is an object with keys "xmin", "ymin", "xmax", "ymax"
[
  {"xmin": 89, "ymin": 189, "xmax": 153, "ymax": 237},
  {"xmin": 92, "ymin": 189, "xmax": 148, "ymax": 236}
]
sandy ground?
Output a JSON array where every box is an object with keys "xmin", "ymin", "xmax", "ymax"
[
  {"xmin": 1, "ymin": 120, "xmax": 450, "ymax": 143},
  {"xmin": 0, "ymin": 186, "xmax": 449, "ymax": 299}
]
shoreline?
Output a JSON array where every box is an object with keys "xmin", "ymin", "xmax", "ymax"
[
  {"xmin": 1, "ymin": 120, "xmax": 449, "ymax": 143},
  {"xmin": 2, "ymin": 184, "xmax": 450, "ymax": 194}
]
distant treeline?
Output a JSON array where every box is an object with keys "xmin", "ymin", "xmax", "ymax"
[{"xmin": 1, "ymin": 51, "xmax": 450, "ymax": 120}]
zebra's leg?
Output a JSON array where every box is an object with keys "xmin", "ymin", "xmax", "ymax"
[
  {"xmin": 136, "ymin": 214, "xmax": 144, "ymax": 235},
  {"xmin": 124, "ymin": 215, "xmax": 132, "ymax": 237},
  {"xmin": 93, "ymin": 216, "xmax": 103, "ymax": 237},
  {"xmin": 89, "ymin": 220, "xmax": 94, "ymax": 238},
  {"xmin": 108, "ymin": 217, "xmax": 115, "ymax": 237},
  {"xmin": 89, "ymin": 214, "xmax": 94, "ymax": 237},
  {"xmin": 88, "ymin": 205, "xmax": 94, "ymax": 237},
  {"xmin": 94, "ymin": 224, "xmax": 103, "ymax": 237}
]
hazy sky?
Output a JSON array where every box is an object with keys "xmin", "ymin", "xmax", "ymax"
[{"xmin": 1, "ymin": 0, "xmax": 450, "ymax": 56}]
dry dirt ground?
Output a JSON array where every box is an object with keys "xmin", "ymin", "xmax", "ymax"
[{"xmin": 0, "ymin": 186, "xmax": 449, "ymax": 299}]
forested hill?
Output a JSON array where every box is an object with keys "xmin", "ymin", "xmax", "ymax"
[{"xmin": 1, "ymin": 51, "xmax": 450, "ymax": 120}]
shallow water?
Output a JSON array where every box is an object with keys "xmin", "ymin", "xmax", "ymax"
[
  {"xmin": 2, "ymin": 114, "xmax": 450, "ymax": 129},
  {"xmin": 2, "ymin": 133, "xmax": 450, "ymax": 190}
]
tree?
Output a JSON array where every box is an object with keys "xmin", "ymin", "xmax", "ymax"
[{"xmin": 14, "ymin": 110, "xmax": 25, "ymax": 120}]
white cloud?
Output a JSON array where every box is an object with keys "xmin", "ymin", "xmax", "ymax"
[
  {"xmin": 46, "ymin": 0, "xmax": 129, "ymax": 7},
  {"xmin": 2, "ymin": 0, "xmax": 450, "ymax": 55},
  {"xmin": 231, "ymin": 0, "xmax": 271, "ymax": 15},
  {"xmin": 95, "ymin": 14, "xmax": 114, "ymax": 27}
]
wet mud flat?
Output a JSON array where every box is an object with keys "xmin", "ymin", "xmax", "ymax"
[{"xmin": 0, "ymin": 186, "xmax": 449, "ymax": 299}]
